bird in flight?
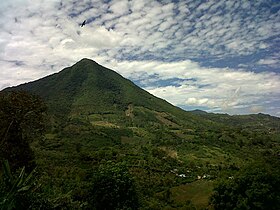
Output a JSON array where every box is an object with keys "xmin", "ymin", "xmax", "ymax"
[{"xmin": 81, "ymin": 20, "xmax": 86, "ymax": 27}]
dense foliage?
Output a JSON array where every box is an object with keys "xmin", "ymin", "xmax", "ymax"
[
  {"xmin": 210, "ymin": 159, "xmax": 280, "ymax": 210},
  {"xmin": 0, "ymin": 91, "xmax": 46, "ymax": 171},
  {"xmin": 89, "ymin": 162, "xmax": 139, "ymax": 210}
]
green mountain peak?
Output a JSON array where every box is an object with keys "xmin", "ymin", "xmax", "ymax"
[{"xmin": 5, "ymin": 58, "xmax": 185, "ymax": 119}]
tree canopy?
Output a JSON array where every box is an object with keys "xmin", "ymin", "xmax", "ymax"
[
  {"xmin": 210, "ymin": 159, "xmax": 280, "ymax": 210},
  {"xmin": 89, "ymin": 162, "xmax": 140, "ymax": 210}
]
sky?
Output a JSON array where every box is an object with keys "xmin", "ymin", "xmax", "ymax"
[{"xmin": 0, "ymin": 0, "xmax": 280, "ymax": 117}]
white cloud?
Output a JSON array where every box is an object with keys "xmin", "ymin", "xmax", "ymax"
[
  {"xmin": 186, "ymin": 97, "xmax": 209, "ymax": 106},
  {"xmin": 129, "ymin": 0, "xmax": 146, "ymax": 12},
  {"xmin": 80, "ymin": 26, "xmax": 122, "ymax": 49},
  {"xmin": 109, "ymin": 0, "xmax": 129, "ymax": 16},
  {"xmin": 257, "ymin": 59, "xmax": 278, "ymax": 65},
  {"xmin": 250, "ymin": 106, "xmax": 264, "ymax": 113}
]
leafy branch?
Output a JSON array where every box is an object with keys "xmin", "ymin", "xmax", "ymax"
[{"xmin": 0, "ymin": 160, "xmax": 37, "ymax": 210}]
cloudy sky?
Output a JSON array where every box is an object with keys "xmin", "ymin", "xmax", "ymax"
[{"xmin": 1, "ymin": 0, "xmax": 280, "ymax": 116}]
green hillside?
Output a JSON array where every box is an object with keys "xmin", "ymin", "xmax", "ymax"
[
  {"xmin": 1, "ymin": 58, "xmax": 279, "ymax": 209},
  {"xmin": 10, "ymin": 59, "xmax": 200, "ymax": 126}
]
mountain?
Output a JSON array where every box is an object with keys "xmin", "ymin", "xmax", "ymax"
[
  {"xmin": 10, "ymin": 59, "xmax": 177, "ymax": 113},
  {"xmin": 5, "ymin": 58, "xmax": 216, "ymax": 129},
  {"xmin": 2, "ymin": 58, "xmax": 280, "ymax": 209},
  {"xmin": 6, "ymin": 58, "xmax": 279, "ymax": 131}
]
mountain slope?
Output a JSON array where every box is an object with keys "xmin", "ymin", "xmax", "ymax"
[
  {"xmin": 8, "ymin": 59, "xmax": 180, "ymax": 113},
  {"xmin": 6, "ymin": 58, "xmax": 213, "ymax": 129}
]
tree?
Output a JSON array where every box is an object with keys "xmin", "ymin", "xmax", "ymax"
[
  {"xmin": 210, "ymin": 159, "xmax": 280, "ymax": 210},
  {"xmin": 0, "ymin": 91, "xmax": 46, "ymax": 171},
  {"xmin": 89, "ymin": 162, "xmax": 140, "ymax": 210}
]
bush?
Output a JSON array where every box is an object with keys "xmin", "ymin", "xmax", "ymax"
[{"xmin": 88, "ymin": 162, "xmax": 140, "ymax": 210}]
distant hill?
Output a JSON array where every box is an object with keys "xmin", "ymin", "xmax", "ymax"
[{"xmin": 191, "ymin": 110, "xmax": 280, "ymax": 132}]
